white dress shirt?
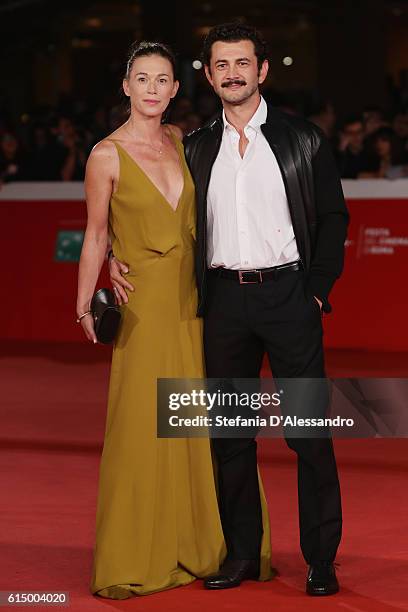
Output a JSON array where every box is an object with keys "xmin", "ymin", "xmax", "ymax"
[{"xmin": 206, "ymin": 96, "xmax": 300, "ymax": 270}]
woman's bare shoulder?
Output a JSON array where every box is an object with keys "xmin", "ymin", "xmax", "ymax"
[
  {"xmin": 166, "ymin": 123, "xmax": 184, "ymax": 141},
  {"xmin": 89, "ymin": 138, "xmax": 117, "ymax": 161},
  {"xmin": 89, "ymin": 125, "xmax": 128, "ymax": 161}
]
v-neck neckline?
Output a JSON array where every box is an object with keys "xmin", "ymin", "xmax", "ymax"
[{"xmin": 112, "ymin": 131, "xmax": 185, "ymax": 213}]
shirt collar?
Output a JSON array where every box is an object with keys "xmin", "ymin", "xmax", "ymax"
[{"xmin": 222, "ymin": 95, "xmax": 267, "ymax": 132}]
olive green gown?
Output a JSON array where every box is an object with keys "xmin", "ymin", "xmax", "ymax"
[{"xmin": 90, "ymin": 133, "xmax": 274, "ymax": 598}]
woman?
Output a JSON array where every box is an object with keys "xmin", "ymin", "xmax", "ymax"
[
  {"xmin": 358, "ymin": 126, "xmax": 408, "ymax": 178},
  {"xmin": 77, "ymin": 41, "xmax": 273, "ymax": 599}
]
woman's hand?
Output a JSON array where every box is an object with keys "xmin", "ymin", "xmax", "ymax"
[{"xmin": 78, "ymin": 311, "xmax": 98, "ymax": 343}]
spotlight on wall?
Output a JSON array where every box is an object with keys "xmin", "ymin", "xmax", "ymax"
[
  {"xmin": 192, "ymin": 60, "xmax": 203, "ymax": 70},
  {"xmin": 282, "ymin": 56, "xmax": 294, "ymax": 66}
]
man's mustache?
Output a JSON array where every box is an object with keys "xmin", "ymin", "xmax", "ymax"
[{"xmin": 221, "ymin": 79, "xmax": 247, "ymax": 88}]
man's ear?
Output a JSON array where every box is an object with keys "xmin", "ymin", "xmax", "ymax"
[
  {"xmin": 204, "ymin": 64, "xmax": 213, "ymax": 86},
  {"xmin": 258, "ymin": 59, "xmax": 269, "ymax": 85}
]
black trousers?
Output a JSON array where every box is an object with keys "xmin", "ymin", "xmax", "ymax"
[{"xmin": 203, "ymin": 267, "xmax": 342, "ymax": 565}]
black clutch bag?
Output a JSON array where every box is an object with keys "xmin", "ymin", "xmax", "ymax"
[{"xmin": 91, "ymin": 288, "xmax": 121, "ymax": 344}]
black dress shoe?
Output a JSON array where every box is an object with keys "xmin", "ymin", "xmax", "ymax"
[
  {"xmin": 204, "ymin": 559, "xmax": 260, "ymax": 590},
  {"xmin": 306, "ymin": 561, "xmax": 339, "ymax": 596}
]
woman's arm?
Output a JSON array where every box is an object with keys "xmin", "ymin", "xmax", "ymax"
[{"xmin": 76, "ymin": 141, "xmax": 116, "ymax": 342}]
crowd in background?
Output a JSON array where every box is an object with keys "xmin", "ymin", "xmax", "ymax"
[{"xmin": 1, "ymin": 84, "xmax": 408, "ymax": 185}]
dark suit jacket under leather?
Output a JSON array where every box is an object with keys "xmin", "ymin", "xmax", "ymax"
[{"xmin": 183, "ymin": 104, "xmax": 350, "ymax": 317}]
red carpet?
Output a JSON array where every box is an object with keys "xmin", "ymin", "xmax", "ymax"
[{"xmin": 1, "ymin": 341, "xmax": 408, "ymax": 611}]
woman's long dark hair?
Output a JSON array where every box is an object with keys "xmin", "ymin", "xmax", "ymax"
[{"xmin": 367, "ymin": 127, "xmax": 405, "ymax": 165}]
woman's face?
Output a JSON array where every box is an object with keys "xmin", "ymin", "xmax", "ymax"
[{"xmin": 123, "ymin": 54, "xmax": 179, "ymax": 119}]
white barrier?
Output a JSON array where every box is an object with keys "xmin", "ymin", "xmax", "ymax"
[{"xmin": 0, "ymin": 179, "xmax": 407, "ymax": 201}]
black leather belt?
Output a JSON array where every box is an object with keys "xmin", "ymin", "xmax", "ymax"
[{"xmin": 208, "ymin": 260, "xmax": 302, "ymax": 284}]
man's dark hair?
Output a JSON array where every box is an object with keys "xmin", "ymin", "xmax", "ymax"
[
  {"xmin": 341, "ymin": 114, "xmax": 364, "ymax": 130},
  {"xmin": 201, "ymin": 22, "xmax": 269, "ymax": 71}
]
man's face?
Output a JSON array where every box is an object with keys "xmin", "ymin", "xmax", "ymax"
[
  {"xmin": 343, "ymin": 121, "xmax": 364, "ymax": 149},
  {"xmin": 204, "ymin": 40, "xmax": 268, "ymax": 106}
]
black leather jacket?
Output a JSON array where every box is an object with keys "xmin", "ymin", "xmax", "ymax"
[{"xmin": 183, "ymin": 104, "xmax": 350, "ymax": 317}]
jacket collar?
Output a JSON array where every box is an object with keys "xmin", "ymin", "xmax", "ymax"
[
  {"xmin": 206, "ymin": 99, "xmax": 283, "ymax": 136},
  {"xmin": 205, "ymin": 103, "xmax": 284, "ymax": 148}
]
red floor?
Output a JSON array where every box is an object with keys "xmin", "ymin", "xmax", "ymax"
[{"xmin": 1, "ymin": 342, "xmax": 408, "ymax": 611}]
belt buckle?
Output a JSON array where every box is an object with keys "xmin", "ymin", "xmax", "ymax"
[{"xmin": 238, "ymin": 269, "xmax": 263, "ymax": 284}]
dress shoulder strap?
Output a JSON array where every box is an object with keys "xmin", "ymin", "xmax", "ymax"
[{"xmin": 105, "ymin": 137, "xmax": 120, "ymax": 146}]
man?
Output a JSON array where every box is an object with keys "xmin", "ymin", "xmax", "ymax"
[
  {"xmin": 335, "ymin": 114, "xmax": 376, "ymax": 178},
  {"xmin": 109, "ymin": 23, "xmax": 349, "ymax": 596}
]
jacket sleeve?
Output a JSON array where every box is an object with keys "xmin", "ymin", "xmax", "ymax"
[{"xmin": 306, "ymin": 130, "xmax": 350, "ymax": 313}]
